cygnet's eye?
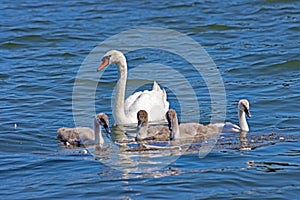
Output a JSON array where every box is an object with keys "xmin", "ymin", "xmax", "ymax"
[{"xmin": 99, "ymin": 118, "xmax": 104, "ymax": 125}]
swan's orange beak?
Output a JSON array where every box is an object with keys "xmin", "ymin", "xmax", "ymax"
[{"xmin": 97, "ymin": 58, "xmax": 109, "ymax": 72}]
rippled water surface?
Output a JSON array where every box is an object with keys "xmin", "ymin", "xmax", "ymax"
[{"xmin": 1, "ymin": 0, "xmax": 299, "ymax": 199}]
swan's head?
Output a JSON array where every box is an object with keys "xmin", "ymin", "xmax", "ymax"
[
  {"xmin": 166, "ymin": 109, "xmax": 177, "ymax": 140},
  {"xmin": 238, "ymin": 99, "xmax": 251, "ymax": 118},
  {"xmin": 97, "ymin": 50, "xmax": 126, "ymax": 71},
  {"xmin": 95, "ymin": 113, "xmax": 111, "ymax": 135},
  {"xmin": 137, "ymin": 110, "xmax": 148, "ymax": 129},
  {"xmin": 57, "ymin": 127, "xmax": 80, "ymax": 146}
]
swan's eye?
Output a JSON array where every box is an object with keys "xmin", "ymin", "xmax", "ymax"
[{"xmin": 103, "ymin": 55, "xmax": 111, "ymax": 62}]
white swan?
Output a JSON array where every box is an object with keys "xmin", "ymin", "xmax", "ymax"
[
  {"xmin": 166, "ymin": 109, "xmax": 220, "ymax": 140},
  {"xmin": 57, "ymin": 113, "xmax": 111, "ymax": 147},
  {"xmin": 136, "ymin": 110, "xmax": 170, "ymax": 141},
  {"xmin": 97, "ymin": 50, "xmax": 169, "ymax": 125},
  {"xmin": 220, "ymin": 99, "xmax": 251, "ymax": 132}
]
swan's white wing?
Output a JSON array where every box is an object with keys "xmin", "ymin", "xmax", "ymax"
[
  {"xmin": 124, "ymin": 82, "xmax": 169, "ymax": 122},
  {"xmin": 124, "ymin": 81, "xmax": 161, "ymax": 108},
  {"xmin": 124, "ymin": 91, "xmax": 144, "ymax": 110},
  {"xmin": 222, "ymin": 122, "xmax": 241, "ymax": 133},
  {"xmin": 127, "ymin": 90, "xmax": 168, "ymax": 121},
  {"xmin": 152, "ymin": 81, "xmax": 161, "ymax": 91}
]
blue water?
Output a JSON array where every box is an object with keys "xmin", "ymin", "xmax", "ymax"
[{"xmin": 0, "ymin": 0, "xmax": 299, "ymax": 199}]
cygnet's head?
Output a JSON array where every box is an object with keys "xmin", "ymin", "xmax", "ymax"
[
  {"xmin": 95, "ymin": 113, "xmax": 111, "ymax": 134},
  {"xmin": 238, "ymin": 99, "xmax": 251, "ymax": 118},
  {"xmin": 97, "ymin": 50, "xmax": 126, "ymax": 71},
  {"xmin": 137, "ymin": 110, "xmax": 148, "ymax": 129},
  {"xmin": 165, "ymin": 109, "xmax": 177, "ymax": 139},
  {"xmin": 166, "ymin": 109, "xmax": 177, "ymax": 124}
]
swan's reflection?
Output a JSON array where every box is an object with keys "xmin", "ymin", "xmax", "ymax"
[
  {"xmin": 239, "ymin": 131, "xmax": 251, "ymax": 150},
  {"xmin": 58, "ymin": 121, "xmax": 220, "ymax": 174},
  {"xmin": 89, "ymin": 127, "xmax": 220, "ymax": 174}
]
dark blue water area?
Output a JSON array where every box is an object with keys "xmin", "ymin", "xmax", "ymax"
[{"xmin": 0, "ymin": 0, "xmax": 299, "ymax": 199}]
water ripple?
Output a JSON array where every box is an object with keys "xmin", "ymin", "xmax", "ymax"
[{"xmin": 0, "ymin": 0, "xmax": 299, "ymax": 199}]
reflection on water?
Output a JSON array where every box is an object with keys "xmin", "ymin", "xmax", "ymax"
[
  {"xmin": 58, "ymin": 123, "xmax": 221, "ymax": 173},
  {"xmin": 58, "ymin": 125, "xmax": 299, "ymax": 176},
  {"xmin": 239, "ymin": 132, "xmax": 251, "ymax": 151}
]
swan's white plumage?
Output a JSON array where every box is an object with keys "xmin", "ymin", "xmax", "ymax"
[
  {"xmin": 125, "ymin": 85, "xmax": 169, "ymax": 123},
  {"xmin": 98, "ymin": 50, "xmax": 169, "ymax": 125}
]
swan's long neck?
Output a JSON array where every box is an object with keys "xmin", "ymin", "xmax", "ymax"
[
  {"xmin": 238, "ymin": 109, "xmax": 249, "ymax": 132},
  {"xmin": 114, "ymin": 60, "xmax": 128, "ymax": 124},
  {"xmin": 94, "ymin": 118, "xmax": 104, "ymax": 146}
]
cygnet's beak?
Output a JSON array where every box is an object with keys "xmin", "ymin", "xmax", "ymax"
[
  {"xmin": 103, "ymin": 124, "xmax": 111, "ymax": 140},
  {"xmin": 245, "ymin": 108, "xmax": 251, "ymax": 118},
  {"xmin": 104, "ymin": 126, "xmax": 111, "ymax": 135},
  {"xmin": 242, "ymin": 104, "xmax": 251, "ymax": 118},
  {"xmin": 169, "ymin": 131, "xmax": 174, "ymax": 140},
  {"xmin": 168, "ymin": 124, "xmax": 174, "ymax": 140},
  {"xmin": 137, "ymin": 120, "xmax": 143, "ymax": 129}
]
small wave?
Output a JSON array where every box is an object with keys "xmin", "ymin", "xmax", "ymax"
[
  {"xmin": 0, "ymin": 42, "xmax": 26, "ymax": 49},
  {"xmin": 205, "ymin": 24, "xmax": 235, "ymax": 31},
  {"xmin": 261, "ymin": 60, "xmax": 300, "ymax": 72}
]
